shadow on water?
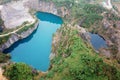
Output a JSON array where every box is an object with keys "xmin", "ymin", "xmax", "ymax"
[
  {"xmin": 3, "ymin": 12, "xmax": 63, "ymax": 54},
  {"xmin": 36, "ymin": 11, "xmax": 63, "ymax": 24},
  {"xmin": 3, "ymin": 25, "xmax": 39, "ymax": 53},
  {"xmin": 2, "ymin": 11, "xmax": 63, "ymax": 71},
  {"xmin": 3, "ymin": 12, "xmax": 63, "ymax": 53}
]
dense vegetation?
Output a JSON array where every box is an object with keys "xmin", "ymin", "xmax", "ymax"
[
  {"xmin": 0, "ymin": 52, "xmax": 10, "ymax": 63},
  {"xmin": 0, "ymin": 17, "xmax": 4, "ymax": 26},
  {"xmin": 45, "ymin": 0, "xmax": 106, "ymax": 28},
  {"xmin": 44, "ymin": 0, "xmax": 120, "ymax": 62},
  {"xmin": 0, "ymin": 21, "xmax": 36, "ymax": 45},
  {"xmin": 4, "ymin": 63, "xmax": 37, "ymax": 80},
  {"xmin": 16, "ymin": 21, "xmax": 36, "ymax": 34},
  {"xmin": 1, "ymin": 0, "xmax": 120, "ymax": 80},
  {"xmin": 0, "ymin": 35, "xmax": 11, "ymax": 45},
  {"xmin": 40, "ymin": 24, "xmax": 120, "ymax": 80},
  {"xmin": 0, "ymin": 17, "xmax": 4, "ymax": 32}
]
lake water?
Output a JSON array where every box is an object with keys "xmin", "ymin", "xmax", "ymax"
[
  {"xmin": 89, "ymin": 33, "xmax": 107, "ymax": 50},
  {"xmin": 3, "ymin": 12, "xmax": 63, "ymax": 71}
]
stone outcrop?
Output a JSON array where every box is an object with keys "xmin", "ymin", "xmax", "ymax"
[
  {"xmin": 0, "ymin": 0, "xmax": 63, "ymax": 51},
  {"xmin": 0, "ymin": 22, "xmax": 38, "ymax": 52},
  {"xmin": 76, "ymin": 25, "xmax": 90, "ymax": 42},
  {"xmin": 25, "ymin": 0, "xmax": 69, "ymax": 17},
  {"xmin": 0, "ymin": 0, "xmax": 35, "ymax": 29},
  {"xmin": 51, "ymin": 24, "xmax": 91, "ymax": 60},
  {"xmin": 94, "ymin": 13, "xmax": 120, "ymax": 59},
  {"xmin": 25, "ymin": 0, "xmax": 58, "ymax": 15},
  {"xmin": 0, "ymin": 0, "xmax": 69, "ymax": 18},
  {"xmin": 0, "ymin": 0, "xmax": 70, "ymax": 51},
  {"xmin": 102, "ymin": 0, "xmax": 112, "ymax": 10}
]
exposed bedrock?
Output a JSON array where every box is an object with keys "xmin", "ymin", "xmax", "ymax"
[{"xmin": 0, "ymin": 22, "xmax": 38, "ymax": 52}]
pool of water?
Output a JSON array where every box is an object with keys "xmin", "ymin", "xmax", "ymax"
[
  {"xmin": 89, "ymin": 33, "xmax": 107, "ymax": 50},
  {"xmin": 3, "ymin": 12, "xmax": 63, "ymax": 71}
]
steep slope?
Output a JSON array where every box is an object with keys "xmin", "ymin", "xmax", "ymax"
[
  {"xmin": 0, "ymin": 0, "xmax": 35, "ymax": 29},
  {"xmin": 41, "ymin": 24, "xmax": 120, "ymax": 80},
  {"xmin": 37, "ymin": 0, "xmax": 120, "ymax": 79},
  {"xmin": 0, "ymin": 0, "xmax": 120, "ymax": 80},
  {"xmin": 45, "ymin": 0, "xmax": 120, "ymax": 62}
]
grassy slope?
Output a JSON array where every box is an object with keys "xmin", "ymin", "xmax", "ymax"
[
  {"xmin": 40, "ymin": 24, "xmax": 120, "ymax": 80},
  {"xmin": 45, "ymin": 0, "xmax": 119, "ymax": 28},
  {"xmin": 1, "ymin": 0, "xmax": 120, "ymax": 80},
  {"xmin": 0, "ymin": 52, "xmax": 10, "ymax": 63},
  {"xmin": 38, "ymin": 0, "xmax": 120, "ymax": 80}
]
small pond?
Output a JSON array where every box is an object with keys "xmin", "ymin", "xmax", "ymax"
[
  {"xmin": 3, "ymin": 12, "xmax": 63, "ymax": 71},
  {"xmin": 89, "ymin": 33, "xmax": 107, "ymax": 50}
]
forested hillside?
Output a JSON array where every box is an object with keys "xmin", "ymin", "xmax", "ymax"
[{"xmin": 0, "ymin": 0, "xmax": 120, "ymax": 80}]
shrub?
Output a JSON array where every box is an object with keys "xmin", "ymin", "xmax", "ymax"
[
  {"xmin": 0, "ymin": 53, "xmax": 10, "ymax": 63},
  {"xmin": 4, "ymin": 63, "xmax": 34, "ymax": 80}
]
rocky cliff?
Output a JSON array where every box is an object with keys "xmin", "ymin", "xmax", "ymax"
[
  {"xmin": 25, "ymin": 0, "xmax": 69, "ymax": 17},
  {"xmin": 0, "ymin": 0, "xmax": 35, "ymax": 29},
  {"xmin": 0, "ymin": 22, "xmax": 38, "ymax": 52},
  {"xmin": 25, "ymin": 0, "xmax": 58, "ymax": 15},
  {"xmin": 0, "ymin": 0, "xmax": 67, "ymax": 52}
]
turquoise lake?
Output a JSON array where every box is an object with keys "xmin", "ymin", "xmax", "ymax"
[{"xmin": 3, "ymin": 12, "xmax": 63, "ymax": 71}]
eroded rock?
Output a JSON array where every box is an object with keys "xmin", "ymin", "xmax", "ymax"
[{"xmin": 0, "ymin": 0, "xmax": 35, "ymax": 29}]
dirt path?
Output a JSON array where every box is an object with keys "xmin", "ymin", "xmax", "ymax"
[
  {"xmin": 0, "ymin": 25, "xmax": 24, "ymax": 37},
  {"xmin": 0, "ymin": 67, "xmax": 7, "ymax": 80},
  {"xmin": 0, "ymin": 21, "xmax": 34, "ymax": 37}
]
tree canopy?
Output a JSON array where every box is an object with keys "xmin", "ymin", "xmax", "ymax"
[{"xmin": 4, "ymin": 63, "xmax": 35, "ymax": 80}]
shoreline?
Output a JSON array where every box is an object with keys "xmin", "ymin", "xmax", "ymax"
[{"xmin": 0, "ymin": 21, "xmax": 39, "ymax": 52}]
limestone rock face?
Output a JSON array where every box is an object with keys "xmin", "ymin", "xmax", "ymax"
[
  {"xmin": 25, "ymin": 0, "xmax": 69, "ymax": 17},
  {"xmin": 97, "ymin": 16, "xmax": 120, "ymax": 59},
  {"xmin": 0, "ymin": 0, "xmax": 65, "ymax": 29},
  {"xmin": 102, "ymin": 0, "xmax": 112, "ymax": 10},
  {"xmin": 25, "ymin": 0, "xmax": 58, "ymax": 15},
  {"xmin": 0, "ymin": 22, "xmax": 38, "ymax": 52},
  {"xmin": 0, "ymin": 33, "xmax": 20, "ymax": 51},
  {"xmin": 0, "ymin": 0, "xmax": 68, "ymax": 51},
  {"xmin": 76, "ymin": 25, "xmax": 90, "ymax": 42},
  {"xmin": 0, "ymin": 0, "xmax": 69, "ymax": 29},
  {"xmin": 0, "ymin": 0, "xmax": 35, "ymax": 29}
]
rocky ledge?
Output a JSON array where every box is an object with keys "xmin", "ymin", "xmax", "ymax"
[
  {"xmin": 0, "ymin": 22, "xmax": 38, "ymax": 52},
  {"xmin": 0, "ymin": 0, "xmax": 69, "ymax": 52},
  {"xmin": 25, "ymin": 0, "xmax": 69, "ymax": 17},
  {"xmin": 50, "ymin": 24, "xmax": 90, "ymax": 59}
]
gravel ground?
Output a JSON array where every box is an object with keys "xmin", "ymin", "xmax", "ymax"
[{"xmin": 0, "ymin": 0, "xmax": 35, "ymax": 29}]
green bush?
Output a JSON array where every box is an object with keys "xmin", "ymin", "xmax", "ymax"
[
  {"xmin": 43, "ymin": 24, "xmax": 120, "ymax": 80},
  {"xmin": 82, "ymin": 14, "xmax": 103, "ymax": 28},
  {"xmin": 69, "ymin": 54, "xmax": 106, "ymax": 80},
  {"xmin": 0, "ymin": 35, "xmax": 10, "ymax": 45},
  {"xmin": 17, "ymin": 23, "xmax": 35, "ymax": 34},
  {"xmin": 83, "ymin": 4, "xmax": 106, "ymax": 14},
  {"xmin": 0, "ymin": 53, "xmax": 10, "ymax": 63},
  {"xmin": 4, "ymin": 63, "xmax": 35, "ymax": 80},
  {"xmin": 0, "ymin": 17, "xmax": 4, "ymax": 27}
]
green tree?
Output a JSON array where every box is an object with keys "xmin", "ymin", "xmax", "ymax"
[
  {"xmin": 0, "ymin": 53, "xmax": 10, "ymax": 63},
  {"xmin": 4, "ymin": 63, "xmax": 34, "ymax": 80}
]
